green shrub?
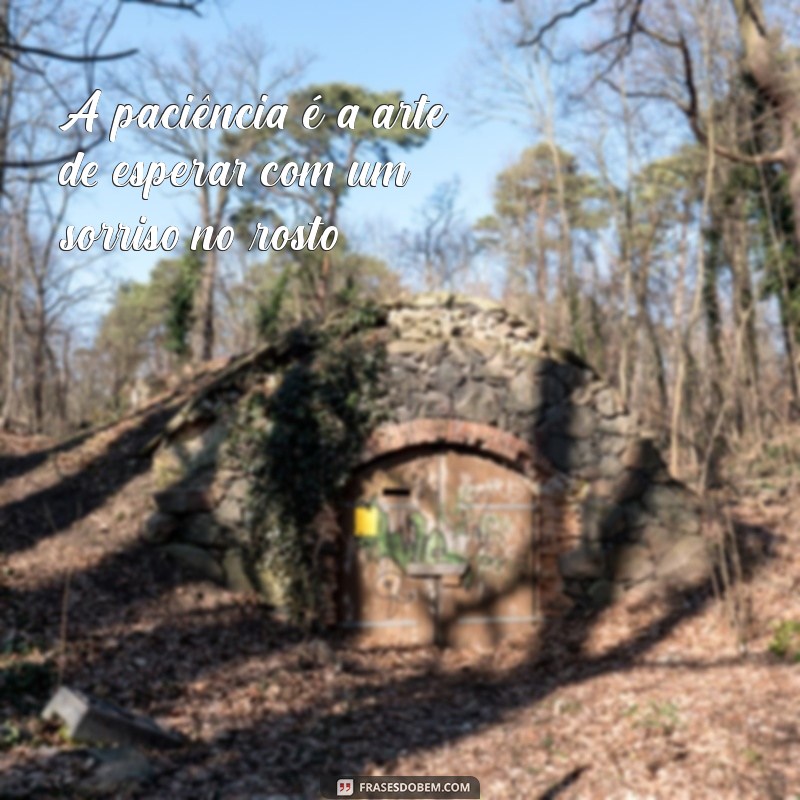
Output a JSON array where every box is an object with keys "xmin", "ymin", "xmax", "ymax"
[{"xmin": 769, "ymin": 620, "xmax": 800, "ymax": 662}]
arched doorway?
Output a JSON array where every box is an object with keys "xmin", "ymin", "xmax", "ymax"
[{"xmin": 338, "ymin": 422, "xmax": 579, "ymax": 647}]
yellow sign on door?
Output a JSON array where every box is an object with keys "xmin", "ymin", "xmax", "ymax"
[{"xmin": 354, "ymin": 504, "xmax": 379, "ymax": 537}]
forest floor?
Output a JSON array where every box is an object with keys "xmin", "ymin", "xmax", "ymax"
[{"xmin": 0, "ymin": 385, "xmax": 799, "ymax": 799}]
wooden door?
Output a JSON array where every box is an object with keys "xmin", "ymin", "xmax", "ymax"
[{"xmin": 339, "ymin": 448, "xmax": 548, "ymax": 647}]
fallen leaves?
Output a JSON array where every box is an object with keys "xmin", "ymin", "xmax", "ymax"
[{"xmin": 1, "ymin": 413, "xmax": 800, "ymax": 798}]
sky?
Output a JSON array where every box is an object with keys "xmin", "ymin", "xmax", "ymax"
[{"xmin": 62, "ymin": 0, "xmax": 534, "ymax": 296}]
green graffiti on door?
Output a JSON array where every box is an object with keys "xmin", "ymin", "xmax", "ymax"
[{"xmin": 358, "ymin": 505, "xmax": 467, "ymax": 571}]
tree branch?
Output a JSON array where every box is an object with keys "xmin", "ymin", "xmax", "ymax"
[
  {"xmin": 672, "ymin": 31, "xmax": 786, "ymax": 166},
  {"xmin": 2, "ymin": 41, "xmax": 137, "ymax": 64},
  {"xmin": 517, "ymin": 0, "xmax": 601, "ymax": 48},
  {"xmin": 121, "ymin": 0, "xmax": 204, "ymax": 16},
  {"xmin": 1, "ymin": 132, "xmax": 106, "ymax": 171}
]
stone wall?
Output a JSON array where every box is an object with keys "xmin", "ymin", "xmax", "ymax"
[{"xmin": 144, "ymin": 294, "xmax": 711, "ymax": 618}]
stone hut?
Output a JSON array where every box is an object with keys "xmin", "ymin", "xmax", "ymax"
[{"xmin": 145, "ymin": 294, "xmax": 710, "ymax": 646}]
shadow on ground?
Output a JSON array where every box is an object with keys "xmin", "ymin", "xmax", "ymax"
[
  {"xmin": 0, "ymin": 362, "xmax": 782, "ymax": 798},
  {"xmin": 0, "ymin": 403, "xmax": 182, "ymax": 557}
]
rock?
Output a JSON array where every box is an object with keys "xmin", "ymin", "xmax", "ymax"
[
  {"xmin": 577, "ymin": 500, "xmax": 626, "ymax": 545},
  {"xmin": 540, "ymin": 404, "xmax": 597, "ymax": 439},
  {"xmin": 154, "ymin": 488, "xmax": 214, "ymax": 515},
  {"xmin": 508, "ymin": 371, "xmax": 538, "ymax": 411},
  {"xmin": 595, "ymin": 387, "xmax": 623, "ymax": 417},
  {"xmin": 176, "ymin": 419, "xmax": 228, "ymax": 469},
  {"xmin": 417, "ymin": 391, "xmax": 452, "ymax": 417},
  {"xmin": 587, "ymin": 579, "xmax": 614, "ymax": 607},
  {"xmin": 613, "ymin": 545, "xmax": 654, "ymax": 584},
  {"xmin": 80, "ymin": 748, "xmax": 156, "ymax": 796},
  {"xmin": 597, "ymin": 413, "xmax": 636, "ymax": 436},
  {"xmin": 580, "ymin": 497, "xmax": 612, "ymax": 543},
  {"xmin": 256, "ymin": 563, "xmax": 291, "ymax": 608},
  {"xmin": 216, "ymin": 493, "xmax": 246, "ymax": 527},
  {"xmin": 598, "ymin": 431, "xmax": 629, "ymax": 456},
  {"xmin": 611, "ymin": 469, "xmax": 649, "ymax": 503},
  {"xmin": 386, "ymin": 339, "xmax": 431, "ymax": 359},
  {"xmin": 226, "ymin": 478, "xmax": 250, "ymax": 503},
  {"xmin": 641, "ymin": 482, "xmax": 687, "ymax": 513},
  {"xmin": 621, "ymin": 439, "xmax": 665, "ymax": 472},
  {"xmin": 152, "ymin": 420, "xmax": 227, "ymax": 488},
  {"xmin": 465, "ymin": 338, "xmax": 498, "ymax": 360},
  {"xmin": 162, "ymin": 544, "xmax": 224, "ymax": 583},
  {"xmin": 42, "ymin": 687, "xmax": 185, "ymax": 749},
  {"xmin": 622, "ymin": 501, "xmax": 649, "ymax": 529},
  {"xmin": 541, "ymin": 374, "xmax": 567, "ymax": 404},
  {"xmin": 551, "ymin": 359, "xmax": 588, "ymax": 390},
  {"xmin": 454, "ymin": 383, "xmax": 498, "ymax": 422},
  {"xmin": 598, "ymin": 504, "xmax": 628, "ymax": 543},
  {"xmin": 180, "ymin": 514, "xmax": 224, "ymax": 546},
  {"xmin": 558, "ymin": 546, "xmax": 605, "ymax": 580},
  {"xmin": 543, "ymin": 435, "xmax": 595, "ymax": 473},
  {"xmin": 642, "ymin": 484, "xmax": 702, "ymax": 534},
  {"xmin": 142, "ymin": 512, "xmax": 176, "ymax": 544},
  {"xmin": 223, "ymin": 549, "xmax": 255, "ymax": 592},
  {"xmin": 431, "ymin": 357, "xmax": 467, "ymax": 395},
  {"xmin": 655, "ymin": 535, "xmax": 712, "ymax": 589},
  {"xmin": 595, "ymin": 452, "xmax": 624, "ymax": 480},
  {"xmin": 621, "ymin": 576, "xmax": 661, "ymax": 610},
  {"xmin": 422, "ymin": 341, "xmax": 447, "ymax": 366},
  {"xmin": 639, "ymin": 524, "xmax": 677, "ymax": 559}
]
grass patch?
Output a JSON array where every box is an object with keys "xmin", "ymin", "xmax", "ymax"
[{"xmin": 768, "ymin": 620, "xmax": 800, "ymax": 662}]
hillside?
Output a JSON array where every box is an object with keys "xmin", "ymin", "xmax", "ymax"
[{"xmin": 1, "ymin": 380, "xmax": 799, "ymax": 799}]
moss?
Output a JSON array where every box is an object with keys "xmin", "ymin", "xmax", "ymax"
[{"xmin": 152, "ymin": 451, "xmax": 187, "ymax": 489}]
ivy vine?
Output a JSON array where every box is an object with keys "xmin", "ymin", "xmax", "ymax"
[{"xmin": 227, "ymin": 303, "xmax": 388, "ymax": 624}]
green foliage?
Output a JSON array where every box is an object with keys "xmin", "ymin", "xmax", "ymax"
[
  {"xmin": 256, "ymin": 267, "xmax": 292, "ymax": 342},
  {"xmin": 1, "ymin": 634, "xmax": 39, "ymax": 657},
  {"xmin": 486, "ymin": 143, "xmax": 609, "ymax": 236},
  {"xmin": 478, "ymin": 142, "xmax": 609, "ymax": 350},
  {"xmin": 95, "ymin": 280, "xmax": 162, "ymax": 373},
  {"xmin": 232, "ymin": 82, "xmax": 428, "ymax": 225},
  {"xmin": 229, "ymin": 306, "xmax": 387, "ymax": 624},
  {"xmin": 92, "ymin": 246, "xmax": 204, "ymax": 409},
  {"xmin": 269, "ymin": 82, "xmax": 428, "ymax": 168},
  {"xmin": 228, "ymin": 82, "xmax": 424, "ymax": 316},
  {"xmin": 0, "ymin": 721, "xmax": 23, "ymax": 751},
  {"xmin": 163, "ymin": 247, "xmax": 204, "ymax": 357},
  {"xmin": 769, "ymin": 621, "xmax": 800, "ymax": 662}
]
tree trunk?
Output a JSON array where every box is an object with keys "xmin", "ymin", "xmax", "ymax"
[
  {"xmin": 189, "ymin": 184, "xmax": 224, "ymax": 363},
  {"xmin": 733, "ymin": 0, "xmax": 800, "ymax": 254},
  {"xmin": 190, "ymin": 248, "xmax": 216, "ymax": 363},
  {"xmin": 0, "ymin": 214, "xmax": 18, "ymax": 428},
  {"xmin": 31, "ymin": 325, "xmax": 45, "ymax": 433}
]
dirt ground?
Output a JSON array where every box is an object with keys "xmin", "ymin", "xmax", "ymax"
[{"xmin": 1, "ymin": 397, "xmax": 799, "ymax": 799}]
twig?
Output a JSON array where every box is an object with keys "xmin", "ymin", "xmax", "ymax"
[{"xmin": 43, "ymin": 502, "xmax": 74, "ymax": 688}]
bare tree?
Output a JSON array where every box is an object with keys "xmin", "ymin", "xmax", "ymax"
[
  {"xmin": 398, "ymin": 179, "xmax": 480, "ymax": 292},
  {"xmin": 507, "ymin": 0, "xmax": 800, "ymax": 288},
  {"xmin": 118, "ymin": 36, "xmax": 307, "ymax": 362},
  {"xmin": 0, "ymin": 0, "xmax": 205, "ymax": 176},
  {"xmin": 0, "ymin": 0, "xmax": 204, "ymax": 430}
]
